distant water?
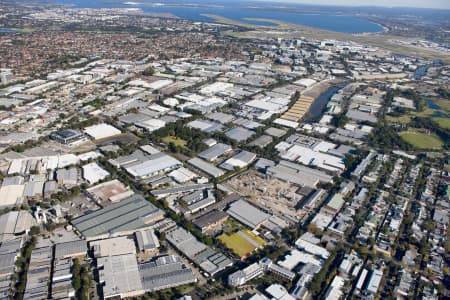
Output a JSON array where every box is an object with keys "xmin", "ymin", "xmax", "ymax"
[
  {"xmin": 0, "ymin": 29, "xmax": 19, "ymax": 33},
  {"xmin": 47, "ymin": 0, "xmax": 384, "ymax": 33}
]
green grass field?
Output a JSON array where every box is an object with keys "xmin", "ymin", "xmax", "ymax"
[
  {"xmin": 434, "ymin": 117, "xmax": 450, "ymax": 130},
  {"xmin": 218, "ymin": 230, "xmax": 264, "ymax": 258},
  {"xmin": 162, "ymin": 136, "xmax": 187, "ymax": 148},
  {"xmin": 399, "ymin": 131, "xmax": 444, "ymax": 149}
]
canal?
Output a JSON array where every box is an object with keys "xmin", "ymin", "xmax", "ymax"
[{"xmin": 304, "ymin": 84, "xmax": 346, "ymax": 122}]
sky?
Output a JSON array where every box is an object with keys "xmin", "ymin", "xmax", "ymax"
[{"xmin": 265, "ymin": 0, "xmax": 450, "ymax": 9}]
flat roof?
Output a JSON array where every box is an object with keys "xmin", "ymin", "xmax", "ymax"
[
  {"xmin": 226, "ymin": 199, "xmax": 270, "ymax": 229},
  {"xmin": 54, "ymin": 240, "xmax": 87, "ymax": 259},
  {"xmin": 198, "ymin": 143, "xmax": 232, "ymax": 161},
  {"xmin": 188, "ymin": 158, "xmax": 225, "ymax": 178},
  {"xmin": 90, "ymin": 236, "xmax": 136, "ymax": 257},
  {"xmin": 98, "ymin": 254, "xmax": 144, "ymax": 298}
]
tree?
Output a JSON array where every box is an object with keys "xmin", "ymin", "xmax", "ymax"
[
  {"xmin": 29, "ymin": 226, "xmax": 40, "ymax": 236},
  {"xmin": 72, "ymin": 258, "xmax": 81, "ymax": 291},
  {"xmin": 143, "ymin": 66, "xmax": 155, "ymax": 76}
]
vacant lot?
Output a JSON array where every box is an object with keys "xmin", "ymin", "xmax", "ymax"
[{"xmin": 399, "ymin": 131, "xmax": 443, "ymax": 149}]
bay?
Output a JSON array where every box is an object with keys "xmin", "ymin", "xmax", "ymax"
[{"xmin": 48, "ymin": 0, "xmax": 384, "ymax": 33}]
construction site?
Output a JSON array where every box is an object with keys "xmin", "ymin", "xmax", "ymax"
[{"xmin": 226, "ymin": 170, "xmax": 308, "ymax": 224}]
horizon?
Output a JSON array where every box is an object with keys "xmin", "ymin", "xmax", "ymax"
[{"xmin": 253, "ymin": 0, "xmax": 450, "ymax": 10}]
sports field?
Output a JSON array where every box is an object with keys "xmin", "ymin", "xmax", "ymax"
[{"xmin": 219, "ymin": 230, "xmax": 265, "ymax": 258}]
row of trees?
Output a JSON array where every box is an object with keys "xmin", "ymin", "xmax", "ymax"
[{"xmin": 72, "ymin": 258, "xmax": 91, "ymax": 300}]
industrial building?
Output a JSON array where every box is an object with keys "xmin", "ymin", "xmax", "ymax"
[
  {"xmin": 136, "ymin": 229, "xmax": 160, "ymax": 253},
  {"xmin": 0, "ymin": 177, "xmax": 25, "ymax": 208},
  {"xmin": 228, "ymin": 263, "xmax": 264, "ymax": 287},
  {"xmin": 90, "ymin": 236, "xmax": 136, "ymax": 258},
  {"xmin": 71, "ymin": 195, "xmax": 164, "ymax": 239},
  {"xmin": 220, "ymin": 151, "xmax": 256, "ymax": 171},
  {"xmin": 266, "ymin": 160, "xmax": 333, "ymax": 188},
  {"xmin": 226, "ymin": 199, "xmax": 270, "ymax": 229},
  {"xmin": 24, "ymin": 246, "xmax": 52, "ymax": 300},
  {"xmin": 111, "ymin": 151, "xmax": 182, "ymax": 180},
  {"xmin": 0, "ymin": 210, "xmax": 35, "ymax": 242},
  {"xmin": 86, "ymin": 179, "xmax": 134, "ymax": 204},
  {"xmin": 192, "ymin": 210, "xmax": 229, "ymax": 233},
  {"xmin": 166, "ymin": 227, "xmax": 232, "ymax": 276},
  {"xmin": 97, "ymin": 254, "xmax": 145, "ymax": 299},
  {"xmin": 225, "ymin": 127, "xmax": 255, "ymax": 142},
  {"xmin": 197, "ymin": 143, "xmax": 232, "ymax": 162},
  {"xmin": 54, "ymin": 240, "xmax": 88, "ymax": 259},
  {"xmin": 50, "ymin": 129, "xmax": 85, "ymax": 145},
  {"xmin": 139, "ymin": 255, "xmax": 197, "ymax": 292},
  {"xmin": 187, "ymin": 157, "xmax": 225, "ymax": 178},
  {"xmin": 84, "ymin": 123, "xmax": 121, "ymax": 140},
  {"xmin": 82, "ymin": 162, "xmax": 110, "ymax": 184}
]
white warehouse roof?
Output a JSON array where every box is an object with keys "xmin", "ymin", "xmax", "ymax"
[{"xmin": 84, "ymin": 123, "xmax": 121, "ymax": 140}]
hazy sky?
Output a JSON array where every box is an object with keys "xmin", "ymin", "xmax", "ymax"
[{"xmin": 267, "ymin": 0, "xmax": 450, "ymax": 9}]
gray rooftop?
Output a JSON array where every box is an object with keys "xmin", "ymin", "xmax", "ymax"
[
  {"xmin": 54, "ymin": 240, "xmax": 87, "ymax": 259},
  {"xmin": 225, "ymin": 127, "xmax": 255, "ymax": 142},
  {"xmin": 139, "ymin": 256, "xmax": 196, "ymax": 292},
  {"xmin": 188, "ymin": 158, "xmax": 225, "ymax": 178},
  {"xmin": 198, "ymin": 143, "xmax": 232, "ymax": 161},
  {"xmin": 71, "ymin": 194, "xmax": 164, "ymax": 238},
  {"xmin": 226, "ymin": 199, "xmax": 270, "ymax": 229}
]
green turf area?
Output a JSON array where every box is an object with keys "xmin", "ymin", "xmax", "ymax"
[
  {"xmin": 399, "ymin": 131, "xmax": 444, "ymax": 149},
  {"xmin": 385, "ymin": 115, "xmax": 411, "ymax": 124},
  {"xmin": 434, "ymin": 117, "xmax": 450, "ymax": 129},
  {"xmin": 162, "ymin": 136, "xmax": 187, "ymax": 148},
  {"xmin": 218, "ymin": 230, "xmax": 265, "ymax": 257}
]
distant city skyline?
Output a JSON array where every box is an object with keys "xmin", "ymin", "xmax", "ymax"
[{"xmin": 261, "ymin": 0, "xmax": 450, "ymax": 9}]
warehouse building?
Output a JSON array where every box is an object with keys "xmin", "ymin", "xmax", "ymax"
[
  {"xmin": 56, "ymin": 168, "xmax": 78, "ymax": 186},
  {"xmin": 266, "ymin": 160, "xmax": 333, "ymax": 188},
  {"xmin": 0, "ymin": 210, "xmax": 35, "ymax": 242},
  {"xmin": 82, "ymin": 163, "xmax": 110, "ymax": 184},
  {"xmin": 198, "ymin": 143, "xmax": 232, "ymax": 162},
  {"xmin": 124, "ymin": 153, "xmax": 182, "ymax": 180},
  {"xmin": 90, "ymin": 236, "xmax": 136, "ymax": 258},
  {"xmin": 136, "ymin": 229, "xmax": 160, "ymax": 253},
  {"xmin": 50, "ymin": 129, "xmax": 85, "ymax": 145},
  {"xmin": 54, "ymin": 240, "xmax": 88, "ymax": 259},
  {"xmin": 187, "ymin": 158, "xmax": 225, "ymax": 178},
  {"xmin": 0, "ymin": 177, "xmax": 25, "ymax": 208},
  {"xmin": 97, "ymin": 254, "xmax": 145, "ymax": 299},
  {"xmin": 84, "ymin": 123, "xmax": 121, "ymax": 140},
  {"xmin": 192, "ymin": 210, "xmax": 228, "ymax": 233},
  {"xmin": 220, "ymin": 151, "xmax": 256, "ymax": 171},
  {"xmin": 139, "ymin": 255, "xmax": 197, "ymax": 292},
  {"xmin": 24, "ymin": 246, "xmax": 52, "ymax": 300},
  {"xmin": 71, "ymin": 195, "xmax": 164, "ymax": 240},
  {"xmin": 226, "ymin": 199, "xmax": 270, "ymax": 229},
  {"xmin": 166, "ymin": 227, "xmax": 232, "ymax": 276},
  {"xmin": 225, "ymin": 127, "xmax": 255, "ymax": 142}
]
